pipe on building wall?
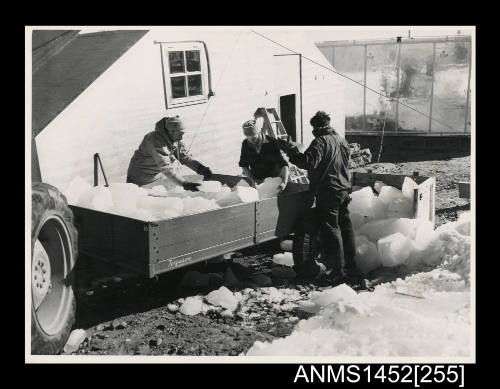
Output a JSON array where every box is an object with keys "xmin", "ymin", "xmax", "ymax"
[
  {"xmin": 159, "ymin": 44, "xmax": 169, "ymax": 111},
  {"xmin": 395, "ymin": 37, "xmax": 402, "ymax": 135},
  {"xmin": 428, "ymin": 42, "xmax": 437, "ymax": 133},
  {"xmin": 299, "ymin": 54, "xmax": 303, "ymax": 144},
  {"xmin": 363, "ymin": 44, "xmax": 367, "ymax": 133}
]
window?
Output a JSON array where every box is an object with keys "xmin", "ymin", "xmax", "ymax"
[{"xmin": 161, "ymin": 42, "xmax": 209, "ymax": 107}]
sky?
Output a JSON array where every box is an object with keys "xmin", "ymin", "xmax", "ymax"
[{"xmin": 75, "ymin": 26, "xmax": 474, "ymax": 42}]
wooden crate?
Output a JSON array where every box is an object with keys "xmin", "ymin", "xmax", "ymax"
[
  {"xmin": 72, "ymin": 201, "xmax": 258, "ymax": 278},
  {"xmin": 351, "ymin": 172, "xmax": 436, "ymax": 223},
  {"xmin": 70, "ymin": 175, "xmax": 309, "ymax": 278}
]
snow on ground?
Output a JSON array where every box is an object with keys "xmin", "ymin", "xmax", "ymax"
[{"xmin": 246, "ymin": 218, "xmax": 471, "ymax": 357}]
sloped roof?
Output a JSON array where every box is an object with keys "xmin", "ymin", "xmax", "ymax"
[{"xmin": 32, "ymin": 30, "xmax": 148, "ymax": 136}]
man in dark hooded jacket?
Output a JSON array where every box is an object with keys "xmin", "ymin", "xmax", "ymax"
[
  {"xmin": 127, "ymin": 116, "xmax": 212, "ymax": 190},
  {"xmin": 279, "ymin": 111, "xmax": 362, "ymax": 286}
]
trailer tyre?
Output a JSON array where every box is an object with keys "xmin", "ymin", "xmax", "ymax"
[{"xmin": 31, "ymin": 183, "xmax": 77, "ymax": 355}]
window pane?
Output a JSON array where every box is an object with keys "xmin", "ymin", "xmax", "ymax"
[
  {"xmin": 171, "ymin": 76, "xmax": 186, "ymax": 98},
  {"xmin": 396, "ymin": 43, "xmax": 434, "ymax": 133},
  {"xmin": 431, "ymin": 41, "xmax": 470, "ymax": 132},
  {"xmin": 365, "ymin": 44, "xmax": 398, "ymax": 132},
  {"xmin": 169, "ymin": 51, "xmax": 185, "ymax": 73},
  {"xmin": 186, "ymin": 50, "xmax": 201, "ymax": 72},
  {"xmin": 332, "ymin": 46, "xmax": 365, "ymax": 131},
  {"xmin": 187, "ymin": 74, "xmax": 202, "ymax": 96}
]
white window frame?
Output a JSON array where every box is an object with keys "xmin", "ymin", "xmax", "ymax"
[{"xmin": 161, "ymin": 42, "xmax": 208, "ymax": 107}]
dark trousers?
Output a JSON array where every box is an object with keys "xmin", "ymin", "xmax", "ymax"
[{"xmin": 316, "ymin": 191, "xmax": 357, "ymax": 277}]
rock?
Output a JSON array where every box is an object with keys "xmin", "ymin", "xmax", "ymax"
[
  {"xmin": 149, "ymin": 339, "xmax": 158, "ymax": 348},
  {"xmin": 137, "ymin": 345, "xmax": 150, "ymax": 354},
  {"xmin": 167, "ymin": 303, "xmax": 179, "ymax": 312},
  {"xmin": 206, "ymin": 286, "xmax": 239, "ymax": 310},
  {"xmin": 63, "ymin": 329, "xmax": 87, "ymax": 353},
  {"xmin": 201, "ymin": 303, "xmax": 212, "ymax": 315},
  {"xmin": 230, "ymin": 262, "xmax": 254, "ymax": 280},
  {"xmin": 272, "ymin": 277, "xmax": 287, "ymax": 286},
  {"xmin": 223, "ymin": 252, "xmax": 235, "ymax": 260},
  {"xmin": 251, "ymin": 274, "xmax": 273, "ymax": 287},
  {"xmin": 208, "ymin": 272, "xmax": 224, "ymax": 288},
  {"xmin": 96, "ymin": 324, "xmax": 105, "ymax": 331},
  {"xmin": 112, "ymin": 319, "xmax": 126, "ymax": 330},
  {"xmin": 85, "ymin": 290, "xmax": 94, "ymax": 296},
  {"xmin": 279, "ymin": 240, "xmax": 293, "ymax": 252},
  {"xmin": 238, "ymin": 280, "xmax": 258, "ymax": 290},
  {"xmin": 221, "ymin": 309, "xmax": 234, "ymax": 317},
  {"xmin": 271, "ymin": 266, "xmax": 297, "ymax": 280},
  {"xmin": 179, "ymin": 270, "xmax": 210, "ymax": 289},
  {"xmin": 179, "ymin": 296, "xmax": 203, "ymax": 315},
  {"xmin": 235, "ymin": 313, "xmax": 246, "ymax": 321},
  {"xmin": 207, "ymin": 255, "xmax": 226, "ymax": 264},
  {"xmin": 223, "ymin": 267, "xmax": 239, "ymax": 287},
  {"xmin": 233, "ymin": 291, "xmax": 244, "ymax": 302},
  {"xmin": 117, "ymin": 343, "xmax": 130, "ymax": 355}
]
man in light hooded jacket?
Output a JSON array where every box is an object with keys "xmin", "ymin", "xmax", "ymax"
[{"xmin": 127, "ymin": 116, "xmax": 212, "ymax": 190}]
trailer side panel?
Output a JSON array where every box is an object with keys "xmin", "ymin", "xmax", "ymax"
[{"xmin": 150, "ymin": 202, "xmax": 255, "ymax": 276}]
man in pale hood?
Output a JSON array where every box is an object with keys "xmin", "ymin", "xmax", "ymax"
[{"xmin": 127, "ymin": 116, "xmax": 212, "ymax": 191}]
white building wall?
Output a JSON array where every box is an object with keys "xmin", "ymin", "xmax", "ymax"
[{"xmin": 35, "ymin": 28, "xmax": 346, "ymax": 191}]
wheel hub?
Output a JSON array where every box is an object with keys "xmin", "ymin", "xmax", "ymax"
[{"xmin": 32, "ymin": 240, "xmax": 51, "ymax": 310}]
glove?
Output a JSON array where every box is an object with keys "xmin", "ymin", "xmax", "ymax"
[
  {"xmin": 284, "ymin": 145, "xmax": 300, "ymax": 158},
  {"xmin": 183, "ymin": 182, "xmax": 201, "ymax": 192},
  {"xmin": 199, "ymin": 166, "xmax": 213, "ymax": 179},
  {"xmin": 276, "ymin": 137, "xmax": 294, "ymax": 152}
]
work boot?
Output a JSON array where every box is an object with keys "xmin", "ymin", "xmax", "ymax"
[
  {"xmin": 343, "ymin": 272, "xmax": 374, "ymax": 292},
  {"xmin": 293, "ymin": 260, "xmax": 321, "ymax": 282},
  {"xmin": 314, "ymin": 272, "xmax": 347, "ymax": 288}
]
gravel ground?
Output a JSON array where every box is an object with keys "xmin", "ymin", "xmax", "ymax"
[{"xmin": 69, "ymin": 156, "xmax": 471, "ymax": 356}]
